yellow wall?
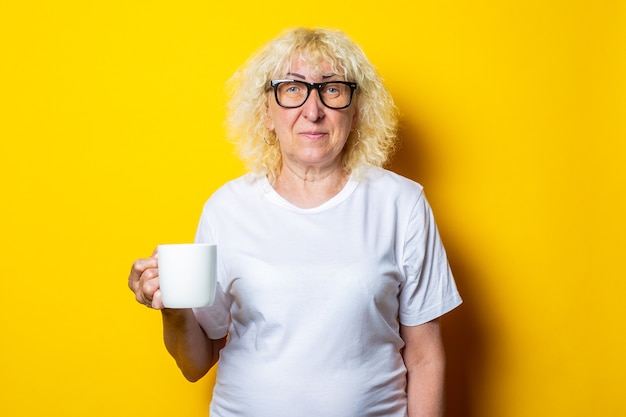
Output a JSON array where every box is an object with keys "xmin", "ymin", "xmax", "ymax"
[{"xmin": 1, "ymin": 1, "xmax": 624, "ymax": 416}]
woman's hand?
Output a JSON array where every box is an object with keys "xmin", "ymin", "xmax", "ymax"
[{"xmin": 128, "ymin": 249, "xmax": 164, "ymax": 309}]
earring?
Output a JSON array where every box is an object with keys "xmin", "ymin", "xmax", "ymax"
[
  {"xmin": 353, "ymin": 130, "xmax": 361, "ymax": 146},
  {"xmin": 264, "ymin": 134, "xmax": 277, "ymax": 146}
]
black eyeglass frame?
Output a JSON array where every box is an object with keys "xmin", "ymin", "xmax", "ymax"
[{"xmin": 270, "ymin": 79, "xmax": 358, "ymax": 110}]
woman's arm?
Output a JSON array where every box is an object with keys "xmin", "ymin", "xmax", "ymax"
[
  {"xmin": 400, "ymin": 319, "xmax": 446, "ymax": 417},
  {"xmin": 162, "ymin": 309, "xmax": 226, "ymax": 382}
]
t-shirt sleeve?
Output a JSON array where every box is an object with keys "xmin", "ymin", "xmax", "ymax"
[
  {"xmin": 399, "ymin": 191, "xmax": 462, "ymax": 326},
  {"xmin": 191, "ymin": 203, "xmax": 231, "ymax": 339}
]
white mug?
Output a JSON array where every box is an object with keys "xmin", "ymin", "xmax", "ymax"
[{"xmin": 157, "ymin": 243, "xmax": 217, "ymax": 308}]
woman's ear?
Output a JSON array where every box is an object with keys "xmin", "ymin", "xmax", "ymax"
[
  {"xmin": 265, "ymin": 97, "xmax": 275, "ymax": 131},
  {"xmin": 351, "ymin": 106, "xmax": 359, "ymax": 130},
  {"xmin": 266, "ymin": 116, "xmax": 275, "ymax": 132}
]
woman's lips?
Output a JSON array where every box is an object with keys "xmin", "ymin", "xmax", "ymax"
[{"xmin": 300, "ymin": 131, "xmax": 327, "ymax": 140}]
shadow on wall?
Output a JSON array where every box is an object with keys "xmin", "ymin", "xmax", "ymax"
[{"xmin": 390, "ymin": 117, "xmax": 489, "ymax": 417}]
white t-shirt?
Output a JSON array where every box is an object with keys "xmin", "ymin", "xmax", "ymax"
[{"xmin": 193, "ymin": 167, "xmax": 462, "ymax": 417}]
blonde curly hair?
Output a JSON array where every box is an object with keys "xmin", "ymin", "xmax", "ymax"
[{"xmin": 226, "ymin": 27, "xmax": 399, "ymax": 182}]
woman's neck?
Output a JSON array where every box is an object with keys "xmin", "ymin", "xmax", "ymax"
[{"xmin": 272, "ymin": 161, "xmax": 348, "ymax": 208}]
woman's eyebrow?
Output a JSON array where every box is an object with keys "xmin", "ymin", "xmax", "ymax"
[
  {"xmin": 285, "ymin": 72, "xmax": 341, "ymax": 80},
  {"xmin": 286, "ymin": 72, "xmax": 306, "ymax": 80}
]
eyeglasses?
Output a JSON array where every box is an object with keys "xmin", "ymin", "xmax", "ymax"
[{"xmin": 270, "ymin": 79, "xmax": 357, "ymax": 110}]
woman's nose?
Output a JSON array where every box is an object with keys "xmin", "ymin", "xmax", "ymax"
[{"xmin": 302, "ymin": 89, "xmax": 325, "ymax": 121}]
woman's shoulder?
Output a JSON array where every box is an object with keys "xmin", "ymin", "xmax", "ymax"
[
  {"xmin": 219, "ymin": 172, "xmax": 262, "ymax": 192},
  {"xmin": 363, "ymin": 167, "xmax": 425, "ymax": 197},
  {"xmin": 203, "ymin": 173, "xmax": 263, "ymax": 208}
]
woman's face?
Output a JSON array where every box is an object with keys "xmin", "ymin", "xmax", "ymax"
[{"xmin": 266, "ymin": 57, "xmax": 357, "ymax": 173}]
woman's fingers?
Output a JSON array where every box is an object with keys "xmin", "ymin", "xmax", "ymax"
[
  {"xmin": 151, "ymin": 289, "xmax": 164, "ymax": 310},
  {"xmin": 129, "ymin": 255, "xmax": 160, "ymax": 308}
]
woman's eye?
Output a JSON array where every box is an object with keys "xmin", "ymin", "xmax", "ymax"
[
  {"xmin": 323, "ymin": 84, "xmax": 343, "ymax": 96},
  {"xmin": 282, "ymin": 83, "xmax": 304, "ymax": 95}
]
